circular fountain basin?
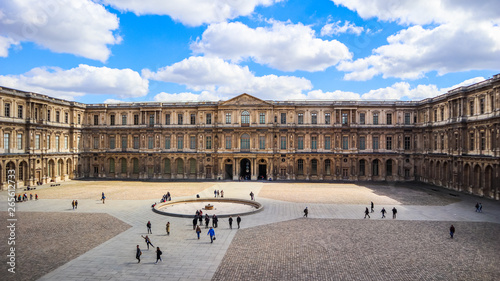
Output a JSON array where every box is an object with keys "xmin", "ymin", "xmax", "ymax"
[{"xmin": 153, "ymin": 198, "xmax": 263, "ymax": 218}]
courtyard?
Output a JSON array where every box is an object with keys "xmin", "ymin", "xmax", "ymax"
[{"xmin": 1, "ymin": 180, "xmax": 499, "ymax": 281}]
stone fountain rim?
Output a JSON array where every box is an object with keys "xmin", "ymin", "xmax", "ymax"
[{"xmin": 153, "ymin": 198, "xmax": 263, "ymax": 218}]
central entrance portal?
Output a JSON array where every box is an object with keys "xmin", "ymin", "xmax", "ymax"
[
  {"xmin": 225, "ymin": 164, "xmax": 233, "ymax": 180},
  {"xmin": 240, "ymin": 158, "xmax": 251, "ymax": 180},
  {"xmin": 258, "ymin": 164, "xmax": 267, "ymax": 180}
]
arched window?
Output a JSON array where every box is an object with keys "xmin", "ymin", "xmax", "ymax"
[
  {"xmin": 121, "ymin": 158, "xmax": 127, "ymax": 173},
  {"xmin": 386, "ymin": 159, "xmax": 393, "ymax": 176},
  {"xmin": 189, "ymin": 159, "xmax": 196, "ymax": 174},
  {"xmin": 241, "ymin": 134, "xmax": 250, "ymax": 150},
  {"xmin": 133, "ymin": 158, "xmax": 139, "ymax": 174},
  {"xmin": 164, "ymin": 159, "xmax": 171, "ymax": 174},
  {"xmin": 311, "ymin": 159, "xmax": 318, "ymax": 175},
  {"xmin": 372, "ymin": 160, "xmax": 379, "ymax": 176},
  {"xmin": 109, "ymin": 159, "xmax": 115, "ymax": 173},
  {"xmin": 177, "ymin": 158, "xmax": 184, "ymax": 174},
  {"xmin": 241, "ymin": 111, "xmax": 250, "ymax": 125},
  {"xmin": 324, "ymin": 159, "xmax": 331, "ymax": 175},
  {"xmin": 359, "ymin": 160, "xmax": 366, "ymax": 176},
  {"xmin": 298, "ymin": 159, "xmax": 304, "ymax": 175}
]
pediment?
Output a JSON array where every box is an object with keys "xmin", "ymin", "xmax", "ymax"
[{"xmin": 220, "ymin": 93, "xmax": 271, "ymax": 106}]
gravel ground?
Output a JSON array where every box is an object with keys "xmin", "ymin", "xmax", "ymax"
[
  {"xmin": 1, "ymin": 212, "xmax": 131, "ymax": 281},
  {"xmin": 213, "ymin": 219, "xmax": 500, "ymax": 281}
]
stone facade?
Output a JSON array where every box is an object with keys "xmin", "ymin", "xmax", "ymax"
[{"xmin": 1, "ymin": 74, "xmax": 499, "ymax": 199}]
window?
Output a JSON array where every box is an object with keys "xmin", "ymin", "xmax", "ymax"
[
  {"xmin": 190, "ymin": 159, "xmax": 196, "ymax": 174},
  {"xmin": 342, "ymin": 136, "xmax": 348, "ymax": 150},
  {"xmin": 359, "ymin": 136, "xmax": 366, "ymax": 150},
  {"xmin": 480, "ymin": 98, "xmax": 485, "ymax": 114},
  {"xmin": 122, "ymin": 114, "xmax": 127, "ymax": 125},
  {"xmin": 17, "ymin": 134, "xmax": 22, "ymax": 150},
  {"xmin": 65, "ymin": 112, "xmax": 69, "ymax": 123},
  {"xmin": 56, "ymin": 135, "xmax": 60, "ymax": 151},
  {"xmin": 298, "ymin": 136, "xmax": 304, "ymax": 150},
  {"xmin": 226, "ymin": 113, "xmax": 231, "ymax": 124},
  {"xmin": 386, "ymin": 136, "xmax": 392, "ymax": 150},
  {"xmin": 17, "ymin": 105, "xmax": 23, "ymax": 118},
  {"xmin": 359, "ymin": 160, "xmax": 366, "ymax": 176},
  {"xmin": 281, "ymin": 113, "xmax": 287, "ymax": 124},
  {"xmin": 386, "ymin": 160, "xmax": 393, "ymax": 176},
  {"xmin": 34, "ymin": 134, "xmax": 39, "ymax": 150},
  {"xmin": 134, "ymin": 114, "xmax": 139, "ymax": 125},
  {"xmin": 225, "ymin": 136, "xmax": 232, "ymax": 149},
  {"xmin": 480, "ymin": 132, "xmax": 485, "ymax": 150},
  {"xmin": 298, "ymin": 159, "xmax": 304, "ymax": 175},
  {"xmin": 165, "ymin": 136, "xmax": 171, "ymax": 149},
  {"xmin": 190, "ymin": 114, "xmax": 195, "ymax": 125},
  {"xmin": 110, "ymin": 114, "xmax": 115, "ymax": 125},
  {"xmin": 93, "ymin": 136, "xmax": 98, "ymax": 149},
  {"xmin": 93, "ymin": 115, "xmax": 98, "ymax": 125},
  {"xmin": 311, "ymin": 136, "xmax": 317, "ymax": 149},
  {"xmin": 164, "ymin": 159, "xmax": 171, "ymax": 174},
  {"xmin": 206, "ymin": 136, "xmax": 212, "ymax": 149},
  {"xmin": 404, "ymin": 136, "xmax": 411, "ymax": 150},
  {"xmin": 165, "ymin": 114, "xmax": 170, "ymax": 125},
  {"xmin": 470, "ymin": 101, "xmax": 474, "ymax": 115},
  {"xmin": 121, "ymin": 159, "xmax": 127, "ymax": 173},
  {"xmin": 311, "ymin": 159, "xmax": 318, "ymax": 175},
  {"xmin": 325, "ymin": 113, "xmax": 331, "ymax": 124},
  {"xmin": 133, "ymin": 136, "xmax": 139, "ymax": 149},
  {"xmin": 241, "ymin": 134, "xmax": 250, "ymax": 150},
  {"xmin": 241, "ymin": 111, "xmax": 250, "ymax": 125},
  {"xmin": 342, "ymin": 113, "xmax": 348, "ymax": 125},
  {"xmin": 311, "ymin": 113, "xmax": 317, "ymax": 124},
  {"xmin": 190, "ymin": 136, "xmax": 196, "ymax": 149},
  {"xmin": 372, "ymin": 160, "xmax": 379, "ymax": 176},
  {"xmin": 440, "ymin": 108, "xmax": 444, "ymax": 120},
  {"xmin": 360, "ymin": 113, "xmax": 365, "ymax": 124},
  {"xmin": 386, "ymin": 113, "xmax": 392, "ymax": 125},
  {"xmin": 150, "ymin": 114, "xmax": 155, "ymax": 125},
  {"xmin": 373, "ymin": 113, "xmax": 379, "ymax": 125},
  {"xmin": 177, "ymin": 136, "xmax": 184, "ymax": 149},
  {"xmin": 76, "ymin": 136, "xmax": 79, "ymax": 150},
  {"xmin": 434, "ymin": 135, "xmax": 438, "ymax": 150},
  {"xmin": 280, "ymin": 136, "xmax": 287, "ymax": 149},
  {"xmin": 64, "ymin": 136, "xmax": 68, "ymax": 149},
  {"xmin": 109, "ymin": 159, "xmax": 115, "ymax": 173},
  {"xmin": 48, "ymin": 110, "xmax": 51, "ymax": 121},
  {"xmin": 110, "ymin": 136, "xmax": 116, "ymax": 149},
  {"xmin": 56, "ymin": 111, "xmax": 60, "ymax": 122},
  {"xmin": 324, "ymin": 136, "xmax": 331, "ymax": 150},
  {"xmin": 177, "ymin": 159, "xmax": 184, "ymax": 174},
  {"xmin": 133, "ymin": 159, "xmax": 139, "ymax": 174},
  {"xmin": 373, "ymin": 136, "xmax": 379, "ymax": 150},
  {"xmin": 405, "ymin": 113, "xmax": 411, "ymax": 124},
  {"xmin": 441, "ymin": 135, "xmax": 444, "ymax": 150},
  {"xmin": 324, "ymin": 159, "xmax": 331, "ymax": 175},
  {"xmin": 206, "ymin": 113, "xmax": 212, "ymax": 124},
  {"xmin": 35, "ymin": 108, "xmax": 38, "ymax": 120},
  {"xmin": 298, "ymin": 113, "xmax": 304, "ymax": 124},
  {"xmin": 259, "ymin": 113, "xmax": 265, "ymax": 124},
  {"xmin": 77, "ymin": 114, "xmax": 81, "ymax": 124},
  {"xmin": 148, "ymin": 136, "xmax": 154, "ymax": 149},
  {"xmin": 434, "ymin": 109, "xmax": 438, "ymax": 122},
  {"xmin": 274, "ymin": 115, "xmax": 278, "ymax": 123},
  {"xmin": 259, "ymin": 136, "xmax": 265, "ymax": 149},
  {"xmin": 469, "ymin": 133, "xmax": 474, "ymax": 151},
  {"xmin": 4, "ymin": 103, "xmax": 10, "ymax": 117},
  {"xmin": 121, "ymin": 136, "xmax": 127, "ymax": 149},
  {"xmin": 178, "ymin": 114, "xmax": 183, "ymax": 125}
]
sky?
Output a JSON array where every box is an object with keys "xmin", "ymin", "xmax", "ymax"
[{"xmin": 0, "ymin": 0, "xmax": 499, "ymax": 104}]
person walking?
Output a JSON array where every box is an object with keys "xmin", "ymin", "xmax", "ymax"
[
  {"xmin": 196, "ymin": 225, "xmax": 201, "ymax": 239},
  {"xmin": 207, "ymin": 227, "xmax": 215, "ymax": 243},
  {"xmin": 371, "ymin": 202, "xmax": 374, "ymax": 213},
  {"xmin": 136, "ymin": 245, "xmax": 142, "ymax": 263},
  {"xmin": 478, "ymin": 203, "xmax": 483, "ymax": 213},
  {"xmin": 221, "ymin": 190, "xmax": 224, "ymax": 198},
  {"xmin": 449, "ymin": 225, "xmax": 455, "ymax": 239},
  {"xmin": 147, "ymin": 221, "xmax": 152, "ymax": 234},
  {"xmin": 249, "ymin": 191, "xmax": 254, "ymax": 200},
  {"xmin": 392, "ymin": 207, "xmax": 398, "ymax": 219},
  {"xmin": 475, "ymin": 202, "xmax": 479, "ymax": 212},
  {"xmin": 214, "ymin": 190, "xmax": 217, "ymax": 198},
  {"xmin": 141, "ymin": 235, "xmax": 154, "ymax": 250},
  {"xmin": 166, "ymin": 222, "xmax": 170, "ymax": 235},
  {"xmin": 205, "ymin": 214, "xmax": 210, "ymax": 228},
  {"xmin": 213, "ymin": 214, "xmax": 218, "ymax": 228},
  {"xmin": 381, "ymin": 207, "xmax": 386, "ymax": 218},
  {"xmin": 364, "ymin": 207, "xmax": 370, "ymax": 219},
  {"xmin": 198, "ymin": 214, "xmax": 203, "ymax": 225},
  {"xmin": 193, "ymin": 215, "xmax": 198, "ymax": 230},
  {"xmin": 75, "ymin": 200, "xmax": 78, "ymax": 209},
  {"xmin": 228, "ymin": 216, "xmax": 233, "ymax": 229},
  {"xmin": 155, "ymin": 247, "xmax": 162, "ymax": 264},
  {"xmin": 303, "ymin": 207, "xmax": 308, "ymax": 218},
  {"xmin": 72, "ymin": 200, "xmax": 75, "ymax": 210},
  {"xmin": 102, "ymin": 193, "xmax": 106, "ymax": 204},
  {"xmin": 237, "ymin": 215, "xmax": 241, "ymax": 229}
]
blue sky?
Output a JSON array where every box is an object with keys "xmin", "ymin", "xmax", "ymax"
[{"xmin": 0, "ymin": 0, "xmax": 499, "ymax": 104}]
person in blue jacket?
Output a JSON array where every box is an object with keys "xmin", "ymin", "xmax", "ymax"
[{"xmin": 207, "ymin": 227, "xmax": 215, "ymax": 243}]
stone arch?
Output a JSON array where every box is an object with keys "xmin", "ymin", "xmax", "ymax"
[
  {"xmin": 473, "ymin": 164, "xmax": 482, "ymax": 195},
  {"xmin": 188, "ymin": 158, "xmax": 197, "ymax": 175},
  {"xmin": 484, "ymin": 165, "xmax": 493, "ymax": 198},
  {"xmin": 175, "ymin": 158, "xmax": 184, "ymax": 175},
  {"xmin": 359, "ymin": 159, "xmax": 367, "ymax": 177},
  {"xmin": 48, "ymin": 159, "xmax": 55, "ymax": 181},
  {"xmin": 57, "ymin": 159, "xmax": 64, "ymax": 178},
  {"xmin": 119, "ymin": 157, "xmax": 127, "ymax": 174},
  {"xmin": 19, "ymin": 160, "xmax": 28, "ymax": 186},
  {"xmin": 108, "ymin": 158, "xmax": 115, "ymax": 174},
  {"xmin": 241, "ymin": 110, "xmax": 250, "ymax": 125},
  {"xmin": 131, "ymin": 158, "xmax": 139, "ymax": 174},
  {"xmin": 386, "ymin": 159, "xmax": 394, "ymax": 177},
  {"xmin": 310, "ymin": 159, "xmax": 318, "ymax": 175},
  {"xmin": 163, "ymin": 158, "xmax": 171, "ymax": 175},
  {"xmin": 297, "ymin": 159, "xmax": 305, "ymax": 175},
  {"xmin": 67, "ymin": 158, "xmax": 74, "ymax": 179},
  {"xmin": 324, "ymin": 159, "xmax": 332, "ymax": 176},
  {"xmin": 372, "ymin": 159, "xmax": 380, "ymax": 177}
]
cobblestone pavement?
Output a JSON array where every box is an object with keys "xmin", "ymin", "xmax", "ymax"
[
  {"xmin": 0, "ymin": 181, "xmax": 498, "ymax": 281},
  {"xmin": 213, "ymin": 219, "xmax": 500, "ymax": 281}
]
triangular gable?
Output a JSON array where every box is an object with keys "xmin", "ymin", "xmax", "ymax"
[{"xmin": 220, "ymin": 93, "xmax": 272, "ymax": 106}]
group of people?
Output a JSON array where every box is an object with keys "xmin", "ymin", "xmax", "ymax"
[
  {"xmin": 16, "ymin": 193, "xmax": 38, "ymax": 202},
  {"xmin": 71, "ymin": 200, "xmax": 78, "ymax": 210},
  {"xmin": 475, "ymin": 202, "xmax": 483, "ymax": 212},
  {"xmin": 213, "ymin": 190, "xmax": 224, "ymax": 198},
  {"xmin": 364, "ymin": 203, "xmax": 397, "ymax": 219},
  {"xmin": 161, "ymin": 192, "xmax": 171, "ymax": 202}
]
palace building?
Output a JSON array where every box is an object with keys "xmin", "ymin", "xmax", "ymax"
[{"xmin": 1, "ymin": 74, "xmax": 499, "ymax": 199}]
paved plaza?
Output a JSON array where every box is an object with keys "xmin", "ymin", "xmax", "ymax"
[{"xmin": 1, "ymin": 180, "xmax": 499, "ymax": 281}]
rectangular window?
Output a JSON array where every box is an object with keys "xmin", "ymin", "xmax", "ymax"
[
  {"xmin": 298, "ymin": 160, "xmax": 304, "ymax": 175},
  {"xmin": 93, "ymin": 115, "xmax": 98, "ymax": 125},
  {"xmin": 480, "ymin": 98, "xmax": 485, "ymax": 114},
  {"xmin": 17, "ymin": 134, "xmax": 22, "ymax": 150},
  {"xmin": 259, "ymin": 136, "xmax": 265, "ymax": 149},
  {"xmin": 190, "ymin": 136, "xmax": 196, "ymax": 149},
  {"xmin": 373, "ymin": 113, "xmax": 379, "ymax": 125},
  {"xmin": 121, "ymin": 159, "xmax": 127, "ymax": 173},
  {"xmin": 259, "ymin": 113, "xmax": 265, "ymax": 124},
  {"xmin": 280, "ymin": 136, "xmax": 287, "ymax": 149},
  {"xmin": 4, "ymin": 103, "xmax": 10, "ymax": 117},
  {"xmin": 324, "ymin": 136, "xmax": 331, "ymax": 150},
  {"xmin": 134, "ymin": 114, "xmax": 139, "ymax": 125},
  {"xmin": 17, "ymin": 105, "xmax": 23, "ymax": 118},
  {"xmin": 434, "ymin": 109, "xmax": 438, "ymax": 122},
  {"xmin": 359, "ymin": 161, "xmax": 366, "ymax": 176},
  {"xmin": 190, "ymin": 114, "xmax": 196, "ymax": 125},
  {"xmin": 65, "ymin": 112, "xmax": 69, "ymax": 123},
  {"xmin": 404, "ymin": 136, "xmax": 411, "ymax": 150},
  {"xmin": 122, "ymin": 114, "xmax": 127, "ymax": 125},
  {"xmin": 386, "ymin": 113, "xmax": 392, "ymax": 125},
  {"xmin": 470, "ymin": 101, "xmax": 474, "ymax": 115},
  {"xmin": 311, "ymin": 136, "xmax": 318, "ymax": 149},
  {"xmin": 165, "ymin": 114, "xmax": 170, "ymax": 125},
  {"xmin": 206, "ymin": 113, "xmax": 212, "ymax": 124},
  {"xmin": 110, "ymin": 115, "xmax": 115, "ymax": 125},
  {"xmin": 311, "ymin": 113, "xmax": 317, "ymax": 124},
  {"xmin": 165, "ymin": 136, "xmax": 171, "ymax": 149},
  {"xmin": 225, "ymin": 136, "xmax": 232, "ymax": 149},
  {"xmin": 93, "ymin": 136, "xmax": 98, "ymax": 149},
  {"xmin": 35, "ymin": 108, "xmax": 38, "ymax": 120},
  {"xmin": 109, "ymin": 159, "xmax": 115, "ymax": 173},
  {"xmin": 77, "ymin": 114, "xmax": 81, "ymax": 124},
  {"xmin": 359, "ymin": 136, "xmax": 366, "ymax": 150},
  {"xmin": 325, "ymin": 113, "xmax": 331, "ymax": 124},
  {"xmin": 178, "ymin": 114, "xmax": 183, "ymax": 125},
  {"xmin": 441, "ymin": 135, "xmax": 444, "ymax": 150},
  {"xmin": 35, "ymin": 134, "xmax": 40, "ymax": 150},
  {"xmin": 360, "ymin": 113, "xmax": 365, "ymax": 124},
  {"xmin": 281, "ymin": 113, "xmax": 287, "ymax": 124},
  {"xmin": 56, "ymin": 111, "xmax": 60, "ymax": 122},
  {"xmin": 298, "ymin": 113, "xmax": 304, "ymax": 124},
  {"xmin": 342, "ymin": 136, "xmax": 348, "ymax": 149},
  {"xmin": 470, "ymin": 133, "xmax": 474, "ymax": 151},
  {"xmin": 56, "ymin": 136, "xmax": 60, "ymax": 151},
  {"xmin": 47, "ymin": 135, "xmax": 51, "ymax": 149},
  {"xmin": 441, "ymin": 108, "xmax": 444, "ymax": 120},
  {"xmin": 149, "ymin": 114, "xmax": 155, "ymax": 125},
  {"xmin": 298, "ymin": 136, "xmax": 304, "ymax": 150},
  {"xmin": 64, "ymin": 136, "xmax": 68, "ymax": 149},
  {"xmin": 226, "ymin": 113, "xmax": 231, "ymax": 124},
  {"xmin": 148, "ymin": 136, "xmax": 154, "ymax": 149},
  {"xmin": 206, "ymin": 136, "xmax": 212, "ymax": 149},
  {"xmin": 110, "ymin": 136, "xmax": 116, "ymax": 149},
  {"xmin": 121, "ymin": 136, "xmax": 127, "ymax": 149},
  {"xmin": 373, "ymin": 136, "xmax": 379, "ymax": 150},
  {"xmin": 177, "ymin": 136, "xmax": 183, "ymax": 150},
  {"xmin": 386, "ymin": 136, "xmax": 392, "ymax": 150},
  {"xmin": 342, "ymin": 113, "xmax": 348, "ymax": 125},
  {"xmin": 133, "ymin": 137, "xmax": 139, "ymax": 149},
  {"xmin": 434, "ymin": 135, "xmax": 438, "ymax": 150},
  {"xmin": 48, "ymin": 110, "xmax": 51, "ymax": 121},
  {"xmin": 3, "ymin": 133, "xmax": 10, "ymax": 151},
  {"xmin": 405, "ymin": 113, "xmax": 411, "ymax": 124},
  {"xmin": 480, "ymin": 132, "xmax": 485, "ymax": 150}
]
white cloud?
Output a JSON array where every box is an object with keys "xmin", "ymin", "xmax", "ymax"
[
  {"xmin": 0, "ymin": 64, "xmax": 149, "ymax": 100},
  {"xmin": 101, "ymin": 0, "xmax": 280, "ymax": 26},
  {"xmin": 144, "ymin": 56, "xmax": 313, "ymax": 100},
  {"xmin": 321, "ymin": 20, "xmax": 364, "ymax": 36},
  {"xmin": 441, "ymin": 77, "xmax": 486, "ymax": 93},
  {"xmin": 190, "ymin": 21, "xmax": 352, "ymax": 72},
  {"xmin": 0, "ymin": 0, "xmax": 121, "ymax": 61},
  {"xmin": 154, "ymin": 91, "xmax": 220, "ymax": 102},
  {"xmin": 306, "ymin": 89, "xmax": 361, "ymax": 100},
  {"xmin": 0, "ymin": 36, "xmax": 19, "ymax": 57}
]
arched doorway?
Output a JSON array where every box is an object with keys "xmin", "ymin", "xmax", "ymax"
[
  {"xmin": 442, "ymin": 161, "xmax": 448, "ymax": 186},
  {"xmin": 224, "ymin": 159, "xmax": 233, "ymax": 180},
  {"xmin": 473, "ymin": 164, "xmax": 482, "ymax": 195},
  {"xmin": 240, "ymin": 158, "xmax": 251, "ymax": 180},
  {"xmin": 258, "ymin": 159, "xmax": 267, "ymax": 180},
  {"xmin": 463, "ymin": 163, "xmax": 470, "ymax": 190},
  {"xmin": 484, "ymin": 165, "xmax": 493, "ymax": 198}
]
